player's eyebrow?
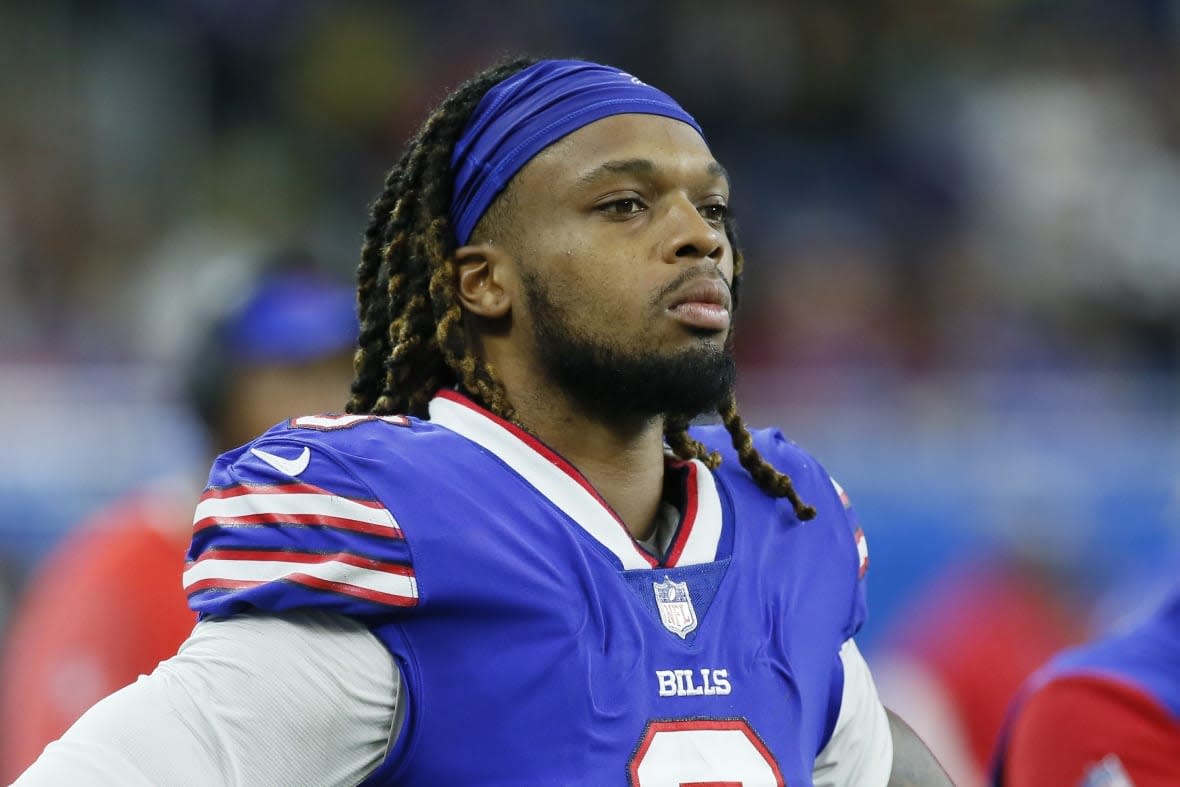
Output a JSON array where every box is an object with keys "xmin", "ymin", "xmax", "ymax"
[{"xmin": 576, "ymin": 158, "xmax": 729, "ymax": 188}]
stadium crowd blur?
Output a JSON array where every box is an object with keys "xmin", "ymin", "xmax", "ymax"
[{"xmin": 3, "ymin": 1, "xmax": 1180, "ymax": 783}]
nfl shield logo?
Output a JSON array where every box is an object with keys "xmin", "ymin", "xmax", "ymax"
[{"xmin": 653, "ymin": 576, "xmax": 698, "ymax": 638}]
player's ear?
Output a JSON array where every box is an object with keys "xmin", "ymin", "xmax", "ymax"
[{"xmin": 455, "ymin": 243, "xmax": 513, "ymax": 319}]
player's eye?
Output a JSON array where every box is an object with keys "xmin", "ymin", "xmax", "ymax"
[
  {"xmin": 700, "ymin": 203, "xmax": 729, "ymax": 225},
  {"xmin": 598, "ymin": 198, "xmax": 646, "ymax": 217}
]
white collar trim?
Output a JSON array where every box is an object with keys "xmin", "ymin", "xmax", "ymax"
[{"xmin": 427, "ymin": 392, "xmax": 723, "ymax": 569}]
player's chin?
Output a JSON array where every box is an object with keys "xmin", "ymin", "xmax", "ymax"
[
  {"xmin": 645, "ymin": 318, "xmax": 732, "ymax": 359},
  {"xmin": 678, "ymin": 326, "xmax": 731, "ymax": 347},
  {"xmin": 663, "ymin": 337, "xmax": 734, "ymax": 370}
]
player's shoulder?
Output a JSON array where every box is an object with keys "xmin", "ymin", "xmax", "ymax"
[
  {"xmin": 209, "ymin": 411, "xmax": 460, "ymax": 489},
  {"xmin": 1042, "ymin": 600, "xmax": 1180, "ymax": 714},
  {"xmin": 256, "ymin": 411, "xmax": 430, "ymax": 453},
  {"xmin": 1002, "ymin": 669, "xmax": 1180, "ymax": 782},
  {"xmin": 1003, "ymin": 609, "xmax": 1180, "ymax": 753},
  {"xmin": 999, "ymin": 599, "xmax": 1180, "ymax": 785},
  {"xmin": 691, "ymin": 423, "xmax": 818, "ymax": 473},
  {"xmin": 1020, "ymin": 670, "xmax": 1146, "ymax": 720},
  {"xmin": 689, "ymin": 423, "xmax": 843, "ymax": 508},
  {"xmin": 188, "ymin": 413, "xmax": 439, "ymax": 621},
  {"xmin": 691, "ymin": 422, "xmax": 866, "ymax": 555}
]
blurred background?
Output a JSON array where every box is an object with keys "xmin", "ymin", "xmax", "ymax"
[{"xmin": 3, "ymin": 0, "xmax": 1180, "ymax": 782}]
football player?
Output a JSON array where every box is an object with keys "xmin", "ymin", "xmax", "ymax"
[{"xmin": 15, "ymin": 58, "xmax": 949, "ymax": 786}]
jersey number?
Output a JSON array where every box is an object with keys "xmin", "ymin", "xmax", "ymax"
[{"xmin": 629, "ymin": 719, "xmax": 786, "ymax": 787}]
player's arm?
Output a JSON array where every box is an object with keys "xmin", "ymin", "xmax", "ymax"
[
  {"xmin": 886, "ymin": 707, "xmax": 954, "ymax": 787},
  {"xmin": 11, "ymin": 610, "xmax": 399, "ymax": 786},
  {"xmin": 813, "ymin": 639, "xmax": 951, "ymax": 787}
]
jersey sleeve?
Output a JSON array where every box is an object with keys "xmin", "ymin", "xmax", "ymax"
[
  {"xmin": 828, "ymin": 475, "xmax": 871, "ymax": 641},
  {"xmin": 184, "ymin": 432, "xmax": 417, "ymax": 620},
  {"xmin": 757, "ymin": 429, "xmax": 871, "ymax": 640},
  {"xmin": 1000, "ymin": 673, "xmax": 1180, "ymax": 787}
]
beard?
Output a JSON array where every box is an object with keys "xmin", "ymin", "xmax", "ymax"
[{"xmin": 520, "ymin": 270, "xmax": 736, "ymax": 422}]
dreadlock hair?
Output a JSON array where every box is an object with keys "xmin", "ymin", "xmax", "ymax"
[{"xmin": 346, "ymin": 57, "xmax": 817, "ymax": 521}]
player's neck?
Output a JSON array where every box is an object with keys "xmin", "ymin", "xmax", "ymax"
[{"xmin": 510, "ymin": 385, "xmax": 669, "ymax": 542}]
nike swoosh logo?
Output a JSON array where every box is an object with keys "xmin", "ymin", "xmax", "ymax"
[{"xmin": 250, "ymin": 446, "xmax": 311, "ymax": 477}]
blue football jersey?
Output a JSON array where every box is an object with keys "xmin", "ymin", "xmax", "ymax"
[{"xmin": 185, "ymin": 391, "xmax": 872, "ymax": 786}]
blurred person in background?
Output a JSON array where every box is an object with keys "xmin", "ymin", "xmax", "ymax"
[
  {"xmin": 990, "ymin": 577, "xmax": 1180, "ymax": 786},
  {"xmin": 870, "ymin": 489, "xmax": 1098, "ymax": 787},
  {"xmin": 872, "ymin": 549, "xmax": 1090, "ymax": 787},
  {"xmin": 0, "ymin": 253, "xmax": 357, "ymax": 782}
]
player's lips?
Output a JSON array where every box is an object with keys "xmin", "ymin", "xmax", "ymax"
[{"xmin": 666, "ymin": 278, "xmax": 732, "ymax": 332}]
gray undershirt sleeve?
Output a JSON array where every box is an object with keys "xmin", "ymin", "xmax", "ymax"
[{"xmin": 812, "ymin": 639, "xmax": 893, "ymax": 787}]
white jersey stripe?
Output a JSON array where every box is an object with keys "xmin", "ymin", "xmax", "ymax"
[
  {"xmin": 671, "ymin": 459, "xmax": 723, "ymax": 566},
  {"xmin": 193, "ymin": 493, "xmax": 400, "ymax": 533},
  {"xmin": 855, "ymin": 529, "xmax": 869, "ymax": 578},
  {"xmin": 183, "ymin": 556, "xmax": 418, "ymax": 602}
]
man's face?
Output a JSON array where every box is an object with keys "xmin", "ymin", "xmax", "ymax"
[
  {"xmin": 496, "ymin": 113, "xmax": 737, "ymax": 421},
  {"xmin": 218, "ymin": 351, "xmax": 355, "ymax": 451}
]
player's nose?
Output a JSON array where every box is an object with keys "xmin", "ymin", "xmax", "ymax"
[{"xmin": 660, "ymin": 197, "xmax": 725, "ymax": 265}]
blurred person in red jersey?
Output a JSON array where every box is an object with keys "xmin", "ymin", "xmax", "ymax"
[
  {"xmin": 991, "ymin": 570, "xmax": 1180, "ymax": 787},
  {"xmin": 0, "ymin": 254, "xmax": 357, "ymax": 782},
  {"xmin": 873, "ymin": 549, "xmax": 1091, "ymax": 787}
]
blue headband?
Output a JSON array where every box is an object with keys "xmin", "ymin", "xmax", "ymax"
[{"xmin": 449, "ymin": 59, "xmax": 704, "ymax": 245}]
